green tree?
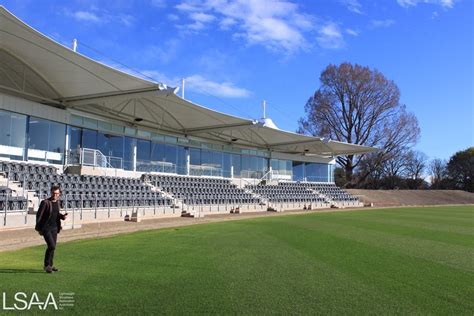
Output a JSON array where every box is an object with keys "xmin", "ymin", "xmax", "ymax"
[{"xmin": 446, "ymin": 147, "xmax": 474, "ymax": 192}]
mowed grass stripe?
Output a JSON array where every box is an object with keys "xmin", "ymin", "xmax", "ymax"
[
  {"xmin": 249, "ymin": 219, "xmax": 473, "ymax": 313},
  {"xmin": 337, "ymin": 216, "xmax": 474, "ymax": 237},
  {"xmin": 285, "ymin": 215, "xmax": 473, "ymax": 272},
  {"xmin": 355, "ymin": 206, "xmax": 474, "ymax": 220},
  {"xmin": 315, "ymin": 215, "xmax": 474, "ymax": 247},
  {"xmin": 0, "ymin": 206, "xmax": 472, "ymax": 315}
]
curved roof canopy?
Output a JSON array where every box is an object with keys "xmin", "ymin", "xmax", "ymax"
[{"xmin": 0, "ymin": 6, "xmax": 377, "ymax": 157}]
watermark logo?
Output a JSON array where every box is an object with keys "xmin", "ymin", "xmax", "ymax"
[{"xmin": 2, "ymin": 292, "xmax": 75, "ymax": 311}]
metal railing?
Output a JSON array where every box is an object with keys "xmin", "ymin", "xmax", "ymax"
[
  {"xmin": 68, "ymin": 148, "xmax": 123, "ymax": 169},
  {"xmin": 189, "ymin": 165, "xmax": 223, "ymax": 177},
  {"xmin": 136, "ymin": 161, "xmax": 177, "ymax": 174}
]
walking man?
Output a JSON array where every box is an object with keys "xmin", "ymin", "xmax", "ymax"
[{"xmin": 35, "ymin": 185, "xmax": 67, "ymax": 273}]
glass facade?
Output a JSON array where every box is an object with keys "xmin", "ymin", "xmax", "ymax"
[
  {"xmin": 27, "ymin": 117, "xmax": 65, "ymax": 163},
  {"xmin": 0, "ymin": 109, "xmax": 335, "ymax": 182},
  {"xmin": 292, "ymin": 161, "xmax": 334, "ymax": 182},
  {"xmin": 0, "ymin": 110, "xmax": 27, "ymax": 160}
]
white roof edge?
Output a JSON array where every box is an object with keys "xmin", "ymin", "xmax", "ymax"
[
  {"xmin": 1, "ymin": 5, "xmax": 378, "ymax": 156},
  {"xmin": 0, "ymin": 6, "xmax": 162, "ymax": 91}
]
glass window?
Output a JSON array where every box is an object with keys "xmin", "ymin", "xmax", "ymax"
[
  {"xmin": 190, "ymin": 148, "xmax": 201, "ymax": 165},
  {"xmin": 163, "ymin": 144, "xmax": 177, "ymax": 164},
  {"xmin": 68, "ymin": 126, "xmax": 81, "ymax": 151},
  {"xmin": 123, "ymin": 137, "xmax": 136, "ymax": 171},
  {"xmin": 48, "ymin": 121, "xmax": 66, "ymax": 153},
  {"xmin": 165, "ymin": 136, "xmax": 177, "ymax": 144},
  {"xmin": 28, "ymin": 117, "xmax": 49, "ymax": 151},
  {"xmin": 0, "ymin": 110, "xmax": 26, "ymax": 160},
  {"xmin": 293, "ymin": 161, "xmax": 305, "ymax": 181},
  {"xmin": 137, "ymin": 129, "xmax": 151, "ymax": 139},
  {"xmin": 305, "ymin": 163, "xmax": 328, "ymax": 182},
  {"xmin": 137, "ymin": 139, "xmax": 150, "ymax": 161},
  {"xmin": 124, "ymin": 127, "xmax": 136, "ymax": 136},
  {"xmin": 223, "ymin": 153, "xmax": 231, "ymax": 178},
  {"xmin": 82, "ymin": 129, "xmax": 97, "ymax": 149},
  {"xmin": 177, "ymin": 146, "xmax": 187, "ymax": 175},
  {"xmin": 98, "ymin": 121, "xmax": 112, "ymax": 132},
  {"xmin": 212, "ymin": 151, "xmax": 223, "ymax": 169},
  {"xmin": 201, "ymin": 150, "xmax": 212, "ymax": 166},
  {"xmin": 28, "ymin": 117, "xmax": 65, "ymax": 163},
  {"xmin": 232, "ymin": 154, "xmax": 241, "ymax": 178},
  {"xmin": 0, "ymin": 110, "xmax": 11, "ymax": 147},
  {"xmin": 151, "ymin": 142, "xmax": 165, "ymax": 162},
  {"xmin": 10, "ymin": 113, "xmax": 27, "ymax": 148},
  {"xmin": 70, "ymin": 115, "xmax": 82, "ymax": 126},
  {"xmin": 83, "ymin": 117, "xmax": 97, "ymax": 129}
]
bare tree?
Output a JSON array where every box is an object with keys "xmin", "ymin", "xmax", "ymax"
[
  {"xmin": 429, "ymin": 158, "xmax": 447, "ymax": 188},
  {"xmin": 404, "ymin": 150, "xmax": 427, "ymax": 180},
  {"xmin": 298, "ymin": 63, "xmax": 420, "ymax": 185}
]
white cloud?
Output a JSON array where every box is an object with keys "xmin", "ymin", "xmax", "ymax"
[
  {"xmin": 219, "ymin": 17, "xmax": 236, "ymax": 30},
  {"xmin": 150, "ymin": 0, "xmax": 167, "ymax": 8},
  {"xmin": 141, "ymin": 39, "xmax": 180, "ymax": 64},
  {"xmin": 190, "ymin": 12, "xmax": 215, "ymax": 23},
  {"xmin": 135, "ymin": 71, "xmax": 251, "ymax": 98},
  {"xmin": 118, "ymin": 14, "xmax": 135, "ymax": 27},
  {"xmin": 73, "ymin": 11, "xmax": 101, "ymax": 23},
  {"xmin": 370, "ymin": 19, "xmax": 395, "ymax": 28},
  {"xmin": 397, "ymin": 0, "xmax": 455, "ymax": 8},
  {"xmin": 185, "ymin": 75, "xmax": 251, "ymax": 98},
  {"xmin": 96, "ymin": 60, "xmax": 250, "ymax": 98},
  {"xmin": 345, "ymin": 28, "xmax": 359, "ymax": 36},
  {"xmin": 65, "ymin": 8, "xmax": 135, "ymax": 27},
  {"xmin": 167, "ymin": 14, "xmax": 179, "ymax": 21},
  {"xmin": 340, "ymin": 0, "xmax": 363, "ymax": 14},
  {"xmin": 317, "ymin": 22, "xmax": 344, "ymax": 49},
  {"xmin": 174, "ymin": 0, "xmax": 315, "ymax": 54}
]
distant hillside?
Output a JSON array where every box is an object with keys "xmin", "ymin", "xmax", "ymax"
[{"xmin": 347, "ymin": 190, "xmax": 474, "ymax": 207}]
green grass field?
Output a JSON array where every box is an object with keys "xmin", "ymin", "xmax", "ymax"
[{"xmin": 1, "ymin": 206, "xmax": 473, "ymax": 315}]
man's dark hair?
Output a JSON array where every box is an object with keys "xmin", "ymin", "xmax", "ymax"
[{"xmin": 51, "ymin": 184, "xmax": 61, "ymax": 193}]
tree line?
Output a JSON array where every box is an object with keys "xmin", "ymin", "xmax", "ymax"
[{"xmin": 298, "ymin": 62, "xmax": 473, "ymax": 192}]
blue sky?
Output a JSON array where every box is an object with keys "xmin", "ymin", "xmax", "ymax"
[{"xmin": 3, "ymin": 0, "xmax": 473, "ymax": 161}]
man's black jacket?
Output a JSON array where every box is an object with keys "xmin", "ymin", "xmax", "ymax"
[{"xmin": 36, "ymin": 198, "xmax": 66, "ymax": 233}]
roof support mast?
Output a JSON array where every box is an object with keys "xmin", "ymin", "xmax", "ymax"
[
  {"xmin": 72, "ymin": 39, "xmax": 78, "ymax": 52},
  {"xmin": 181, "ymin": 78, "xmax": 185, "ymax": 99}
]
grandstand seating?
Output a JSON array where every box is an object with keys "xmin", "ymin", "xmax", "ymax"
[
  {"xmin": 0, "ymin": 159, "xmax": 359, "ymax": 214},
  {"xmin": 279, "ymin": 182, "xmax": 359, "ymax": 203},
  {"xmin": 245, "ymin": 183, "xmax": 327, "ymax": 204},
  {"xmin": 0, "ymin": 160, "xmax": 172, "ymax": 211},
  {"xmin": 143, "ymin": 174, "xmax": 261, "ymax": 205}
]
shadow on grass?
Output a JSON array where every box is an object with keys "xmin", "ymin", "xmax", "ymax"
[{"xmin": 0, "ymin": 268, "xmax": 44, "ymax": 274}]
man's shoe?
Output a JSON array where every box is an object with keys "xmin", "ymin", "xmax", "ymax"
[
  {"xmin": 44, "ymin": 266, "xmax": 53, "ymax": 273},
  {"xmin": 51, "ymin": 267, "xmax": 59, "ymax": 272}
]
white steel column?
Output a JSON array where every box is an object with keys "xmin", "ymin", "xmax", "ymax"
[
  {"xmin": 132, "ymin": 143, "xmax": 137, "ymax": 172},
  {"xmin": 186, "ymin": 148, "xmax": 190, "ymax": 175}
]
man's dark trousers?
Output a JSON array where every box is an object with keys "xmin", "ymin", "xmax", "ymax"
[{"xmin": 43, "ymin": 228, "xmax": 58, "ymax": 267}]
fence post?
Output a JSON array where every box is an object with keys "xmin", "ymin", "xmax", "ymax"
[
  {"xmin": 65, "ymin": 194, "xmax": 68, "ymax": 222},
  {"xmin": 80, "ymin": 194, "xmax": 83, "ymax": 220},
  {"xmin": 108, "ymin": 196, "xmax": 110, "ymax": 218},
  {"xmin": 94, "ymin": 193, "xmax": 97, "ymax": 219},
  {"xmin": 24, "ymin": 193, "xmax": 28, "ymax": 225},
  {"xmin": 120, "ymin": 194, "xmax": 123, "ymax": 217},
  {"xmin": 4, "ymin": 193, "xmax": 8, "ymax": 226}
]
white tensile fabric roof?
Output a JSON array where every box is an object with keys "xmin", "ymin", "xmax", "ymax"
[{"xmin": 0, "ymin": 6, "xmax": 377, "ymax": 157}]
